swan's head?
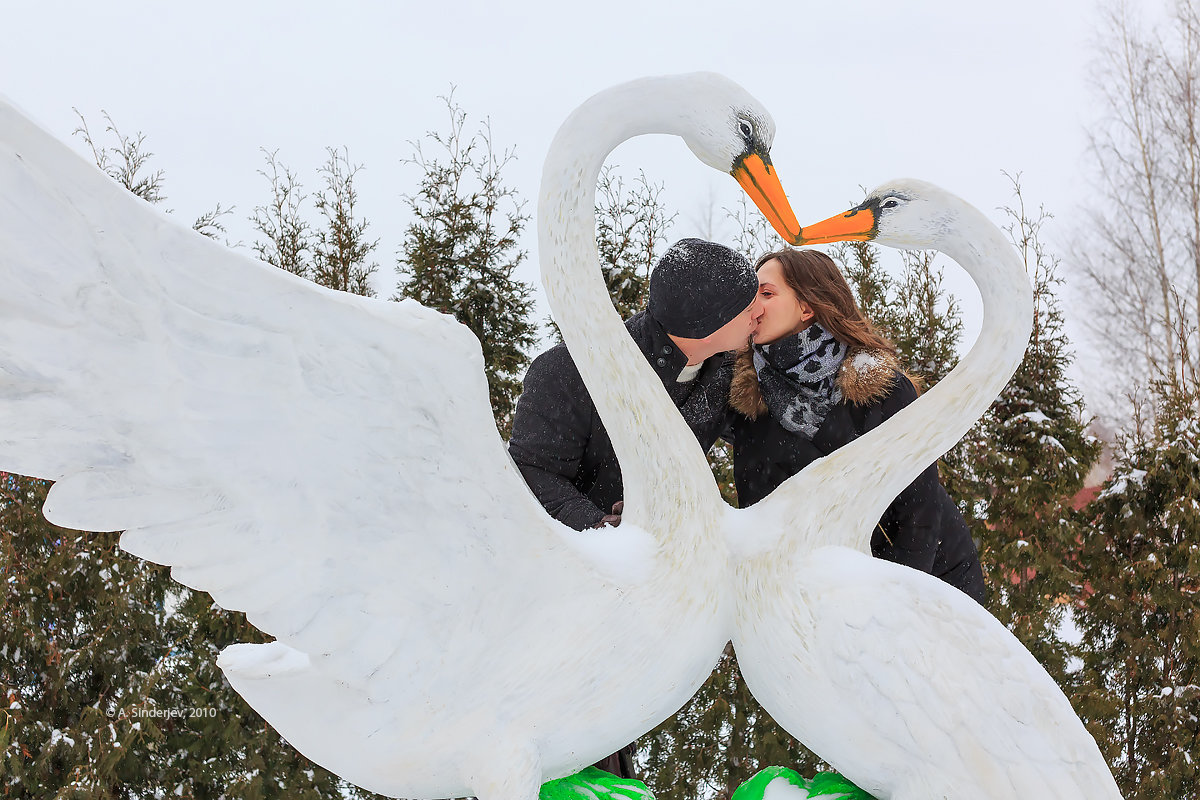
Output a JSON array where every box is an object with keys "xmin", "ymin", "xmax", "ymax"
[
  {"xmin": 795, "ymin": 178, "xmax": 960, "ymax": 249},
  {"xmin": 674, "ymin": 73, "xmax": 801, "ymax": 243}
]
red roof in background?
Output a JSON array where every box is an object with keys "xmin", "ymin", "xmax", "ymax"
[{"xmin": 1071, "ymin": 485, "xmax": 1102, "ymax": 511}]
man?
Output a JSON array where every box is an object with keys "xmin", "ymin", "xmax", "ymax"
[
  {"xmin": 507, "ymin": 238, "xmax": 760, "ymax": 778},
  {"xmin": 509, "ymin": 236, "xmax": 761, "ymax": 531}
]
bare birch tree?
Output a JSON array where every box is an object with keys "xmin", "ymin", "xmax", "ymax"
[{"xmin": 1076, "ymin": 0, "xmax": 1200, "ymax": 414}]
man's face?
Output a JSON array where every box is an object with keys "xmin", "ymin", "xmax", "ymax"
[{"xmin": 698, "ymin": 294, "xmax": 764, "ymax": 354}]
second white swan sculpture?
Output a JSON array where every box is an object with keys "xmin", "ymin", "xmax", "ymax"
[
  {"xmin": 0, "ymin": 75, "xmax": 800, "ymax": 800},
  {"xmin": 728, "ymin": 180, "xmax": 1122, "ymax": 799}
]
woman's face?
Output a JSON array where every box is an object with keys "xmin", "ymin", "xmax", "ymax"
[{"xmin": 753, "ymin": 258, "xmax": 814, "ymax": 345}]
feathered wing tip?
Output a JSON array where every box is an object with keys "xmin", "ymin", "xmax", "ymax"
[
  {"xmin": 217, "ymin": 641, "xmax": 457, "ymax": 799},
  {"xmin": 217, "ymin": 641, "xmax": 309, "ymax": 679}
]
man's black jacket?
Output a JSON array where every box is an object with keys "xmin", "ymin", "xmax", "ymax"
[{"xmin": 508, "ymin": 311, "xmax": 733, "ymax": 530}]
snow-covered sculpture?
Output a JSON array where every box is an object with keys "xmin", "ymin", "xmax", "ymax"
[
  {"xmin": 725, "ymin": 180, "xmax": 1123, "ymax": 799},
  {"xmin": 1, "ymin": 72, "xmax": 1123, "ymax": 798},
  {"xmin": 0, "ymin": 74, "xmax": 801, "ymax": 800}
]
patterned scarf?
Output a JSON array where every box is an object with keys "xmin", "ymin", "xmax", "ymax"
[{"xmin": 752, "ymin": 322, "xmax": 846, "ymax": 437}]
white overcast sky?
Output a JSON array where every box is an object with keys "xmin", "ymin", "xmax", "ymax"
[{"xmin": 3, "ymin": 0, "xmax": 1114, "ymax": 401}]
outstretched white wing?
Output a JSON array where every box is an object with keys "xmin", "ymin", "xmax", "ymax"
[{"xmin": 0, "ymin": 98, "xmax": 678, "ymax": 796}]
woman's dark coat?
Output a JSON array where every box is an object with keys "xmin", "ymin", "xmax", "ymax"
[{"xmin": 728, "ymin": 346, "xmax": 987, "ymax": 605}]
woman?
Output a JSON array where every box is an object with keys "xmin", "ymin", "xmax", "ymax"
[{"xmin": 728, "ymin": 247, "xmax": 986, "ymax": 604}]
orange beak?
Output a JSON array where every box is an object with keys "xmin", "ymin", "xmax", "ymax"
[
  {"xmin": 796, "ymin": 204, "xmax": 877, "ymax": 245},
  {"xmin": 732, "ymin": 153, "xmax": 802, "ymax": 244}
]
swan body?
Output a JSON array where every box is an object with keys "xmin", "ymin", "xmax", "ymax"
[
  {"xmin": 0, "ymin": 76, "xmax": 799, "ymax": 800},
  {"xmin": 728, "ymin": 180, "xmax": 1122, "ymax": 798}
]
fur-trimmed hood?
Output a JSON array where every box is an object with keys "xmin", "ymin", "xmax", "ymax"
[{"xmin": 729, "ymin": 344, "xmax": 906, "ymax": 419}]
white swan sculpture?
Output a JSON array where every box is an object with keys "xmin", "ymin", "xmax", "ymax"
[
  {"xmin": 728, "ymin": 179, "xmax": 1122, "ymax": 799},
  {"xmin": 0, "ymin": 75, "xmax": 802, "ymax": 800}
]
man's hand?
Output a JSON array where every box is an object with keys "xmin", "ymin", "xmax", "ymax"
[{"xmin": 592, "ymin": 501, "xmax": 624, "ymax": 529}]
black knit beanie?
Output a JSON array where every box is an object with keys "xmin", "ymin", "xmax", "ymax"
[{"xmin": 648, "ymin": 238, "xmax": 759, "ymax": 338}]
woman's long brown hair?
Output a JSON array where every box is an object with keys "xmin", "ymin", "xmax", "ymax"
[{"xmin": 756, "ymin": 248, "xmax": 897, "ymax": 356}]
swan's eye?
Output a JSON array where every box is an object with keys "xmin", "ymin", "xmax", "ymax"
[
  {"xmin": 738, "ymin": 119, "xmax": 754, "ymax": 140},
  {"xmin": 880, "ymin": 197, "xmax": 901, "ymax": 210}
]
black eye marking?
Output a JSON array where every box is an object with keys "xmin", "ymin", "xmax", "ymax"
[{"xmin": 738, "ymin": 120, "xmax": 754, "ymax": 139}]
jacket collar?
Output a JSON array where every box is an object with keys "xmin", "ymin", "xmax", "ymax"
[
  {"xmin": 628, "ymin": 310, "xmax": 699, "ymax": 382},
  {"xmin": 730, "ymin": 343, "xmax": 904, "ymax": 419}
]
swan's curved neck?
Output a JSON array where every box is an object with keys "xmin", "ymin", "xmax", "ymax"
[
  {"xmin": 538, "ymin": 81, "xmax": 724, "ymax": 533},
  {"xmin": 840, "ymin": 204, "xmax": 1034, "ymax": 552},
  {"xmin": 926, "ymin": 211, "xmax": 1036, "ymax": 445}
]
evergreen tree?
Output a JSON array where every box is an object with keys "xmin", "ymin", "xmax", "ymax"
[
  {"xmin": 594, "ymin": 165, "xmax": 674, "ymax": 319},
  {"xmin": 1072, "ymin": 381, "xmax": 1200, "ymax": 798},
  {"xmin": 889, "ymin": 250, "xmax": 963, "ymax": 387},
  {"xmin": 251, "ymin": 146, "xmax": 379, "ymax": 299},
  {"xmin": 830, "ymin": 240, "xmax": 964, "ymax": 387},
  {"xmin": 395, "ymin": 92, "xmax": 537, "ymax": 435},
  {"xmin": 73, "ymin": 110, "xmax": 231, "ymax": 239},
  {"xmin": 2, "ymin": 475, "xmax": 173, "ymax": 798},
  {"xmin": 311, "ymin": 147, "xmax": 378, "ymax": 297},
  {"xmin": 191, "ymin": 202, "xmax": 235, "ymax": 242},
  {"xmin": 73, "ymin": 110, "xmax": 166, "ymax": 206},
  {"xmin": 251, "ymin": 149, "xmax": 312, "ymax": 279},
  {"xmin": 833, "ymin": 241, "xmax": 895, "ymax": 334}
]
